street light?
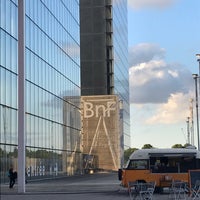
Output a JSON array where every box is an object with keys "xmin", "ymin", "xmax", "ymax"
[
  {"xmin": 190, "ymin": 98, "xmax": 194, "ymax": 146},
  {"xmin": 196, "ymin": 54, "xmax": 200, "ymax": 95},
  {"xmin": 192, "ymin": 73, "xmax": 200, "ymax": 150},
  {"xmin": 186, "ymin": 117, "xmax": 190, "ymax": 144},
  {"xmin": 196, "ymin": 54, "xmax": 200, "ymax": 62}
]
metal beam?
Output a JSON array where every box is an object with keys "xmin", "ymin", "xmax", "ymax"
[{"xmin": 18, "ymin": 0, "xmax": 26, "ymax": 193}]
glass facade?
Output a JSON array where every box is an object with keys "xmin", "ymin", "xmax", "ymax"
[
  {"xmin": 0, "ymin": 0, "xmax": 81, "ymax": 183},
  {"xmin": 112, "ymin": 0, "xmax": 130, "ymax": 149}
]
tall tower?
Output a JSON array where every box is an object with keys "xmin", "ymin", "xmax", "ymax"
[
  {"xmin": 80, "ymin": 0, "xmax": 130, "ymax": 151},
  {"xmin": 80, "ymin": 0, "xmax": 113, "ymax": 95}
]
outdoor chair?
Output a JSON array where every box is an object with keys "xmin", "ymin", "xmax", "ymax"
[
  {"xmin": 168, "ymin": 180, "xmax": 188, "ymax": 200},
  {"xmin": 128, "ymin": 181, "xmax": 139, "ymax": 199},
  {"xmin": 190, "ymin": 180, "xmax": 200, "ymax": 200},
  {"xmin": 139, "ymin": 181, "xmax": 156, "ymax": 200}
]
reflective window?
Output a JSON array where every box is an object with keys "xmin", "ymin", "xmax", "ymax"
[
  {"xmin": 0, "ymin": 30, "xmax": 6, "ymax": 68},
  {"xmin": 1, "ymin": 0, "xmax": 82, "ymax": 181},
  {"xmin": 113, "ymin": 0, "xmax": 130, "ymax": 147}
]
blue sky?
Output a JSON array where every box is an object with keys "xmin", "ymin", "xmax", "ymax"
[{"xmin": 127, "ymin": 0, "xmax": 200, "ymax": 148}]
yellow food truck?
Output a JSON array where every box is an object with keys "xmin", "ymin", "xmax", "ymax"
[{"xmin": 119, "ymin": 147, "xmax": 200, "ymax": 192}]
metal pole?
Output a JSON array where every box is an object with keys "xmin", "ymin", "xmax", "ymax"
[
  {"xmin": 198, "ymin": 60, "xmax": 200, "ymax": 150},
  {"xmin": 18, "ymin": 0, "xmax": 26, "ymax": 193},
  {"xmin": 195, "ymin": 55, "xmax": 200, "ymax": 149},
  {"xmin": 193, "ymin": 74, "xmax": 200, "ymax": 150},
  {"xmin": 186, "ymin": 117, "xmax": 190, "ymax": 144},
  {"xmin": 198, "ymin": 59, "xmax": 200, "ymax": 96},
  {"xmin": 190, "ymin": 98, "xmax": 194, "ymax": 146}
]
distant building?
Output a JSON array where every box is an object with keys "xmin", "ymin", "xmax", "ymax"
[{"xmin": 80, "ymin": 0, "xmax": 130, "ymax": 165}]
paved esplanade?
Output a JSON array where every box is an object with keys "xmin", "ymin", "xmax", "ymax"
[{"xmin": 1, "ymin": 172, "xmax": 170, "ymax": 200}]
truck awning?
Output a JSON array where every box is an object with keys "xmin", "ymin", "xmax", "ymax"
[{"xmin": 149, "ymin": 153, "xmax": 196, "ymax": 157}]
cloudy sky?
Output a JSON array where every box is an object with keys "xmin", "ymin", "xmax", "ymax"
[{"xmin": 128, "ymin": 0, "xmax": 200, "ymax": 148}]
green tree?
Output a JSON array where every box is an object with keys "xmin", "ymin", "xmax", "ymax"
[
  {"xmin": 142, "ymin": 144, "xmax": 154, "ymax": 149},
  {"xmin": 8, "ymin": 147, "xmax": 18, "ymax": 158},
  {"xmin": 171, "ymin": 144, "xmax": 183, "ymax": 148},
  {"xmin": 124, "ymin": 148, "xmax": 138, "ymax": 164},
  {"xmin": 183, "ymin": 143, "xmax": 192, "ymax": 148}
]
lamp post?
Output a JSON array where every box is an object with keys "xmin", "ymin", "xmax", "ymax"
[
  {"xmin": 196, "ymin": 54, "xmax": 200, "ymax": 71},
  {"xmin": 190, "ymin": 98, "xmax": 194, "ymax": 146},
  {"xmin": 186, "ymin": 117, "xmax": 190, "ymax": 144},
  {"xmin": 196, "ymin": 54, "xmax": 200, "ymax": 94},
  {"xmin": 192, "ymin": 74, "xmax": 200, "ymax": 150}
]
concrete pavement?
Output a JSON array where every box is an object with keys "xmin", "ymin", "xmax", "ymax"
[
  {"xmin": 0, "ymin": 184, "xmax": 175, "ymax": 200},
  {"xmin": 0, "ymin": 188, "xmax": 171, "ymax": 200},
  {"xmin": 0, "ymin": 172, "xmax": 183, "ymax": 199}
]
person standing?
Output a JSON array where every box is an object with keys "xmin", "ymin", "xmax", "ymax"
[{"xmin": 8, "ymin": 167, "xmax": 17, "ymax": 188}]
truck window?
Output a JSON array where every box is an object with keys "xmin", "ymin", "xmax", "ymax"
[
  {"xmin": 150, "ymin": 156, "xmax": 197, "ymax": 173},
  {"xmin": 127, "ymin": 160, "xmax": 148, "ymax": 170}
]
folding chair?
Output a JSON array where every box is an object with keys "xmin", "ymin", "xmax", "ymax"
[
  {"xmin": 190, "ymin": 180, "xmax": 200, "ymax": 200},
  {"xmin": 169, "ymin": 180, "xmax": 187, "ymax": 200},
  {"xmin": 128, "ymin": 181, "xmax": 139, "ymax": 199},
  {"xmin": 139, "ymin": 182, "xmax": 156, "ymax": 200}
]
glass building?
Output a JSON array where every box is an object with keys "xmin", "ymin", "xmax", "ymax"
[
  {"xmin": 0, "ymin": 0, "xmax": 81, "ymax": 183},
  {"xmin": 0, "ymin": 0, "xmax": 130, "ymax": 185},
  {"xmin": 80, "ymin": 0, "xmax": 130, "ymax": 150}
]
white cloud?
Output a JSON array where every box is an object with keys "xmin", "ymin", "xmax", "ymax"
[
  {"xmin": 145, "ymin": 92, "xmax": 192, "ymax": 124},
  {"xmin": 129, "ymin": 42, "xmax": 194, "ymax": 143},
  {"xmin": 168, "ymin": 70, "xmax": 178, "ymax": 78},
  {"xmin": 62, "ymin": 42, "xmax": 80, "ymax": 59},
  {"xmin": 129, "ymin": 43, "xmax": 193, "ymax": 104},
  {"xmin": 129, "ymin": 60, "xmax": 166, "ymax": 86},
  {"xmin": 129, "ymin": 43, "xmax": 165, "ymax": 66},
  {"xmin": 128, "ymin": 0, "xmax": 177, "ymax": 10}
]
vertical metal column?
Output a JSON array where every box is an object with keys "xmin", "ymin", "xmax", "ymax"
[
  {"xmin": 193, "ymin": 74, "xmax": 200, "ymax": 150},
  {"xmin": 190, "ymin": 98, "xmax": 194, "ymax": 146},
  {"xmin": 196, "ymin": 54, "xmax": 200, "ymax": 149},
  {"xmin": 186, "ymin": 117, "xmax": 190, "ymax": 144},
  {"xmin": 18, "ymin": 0, "xmax": 26, "ymax": 193}
]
